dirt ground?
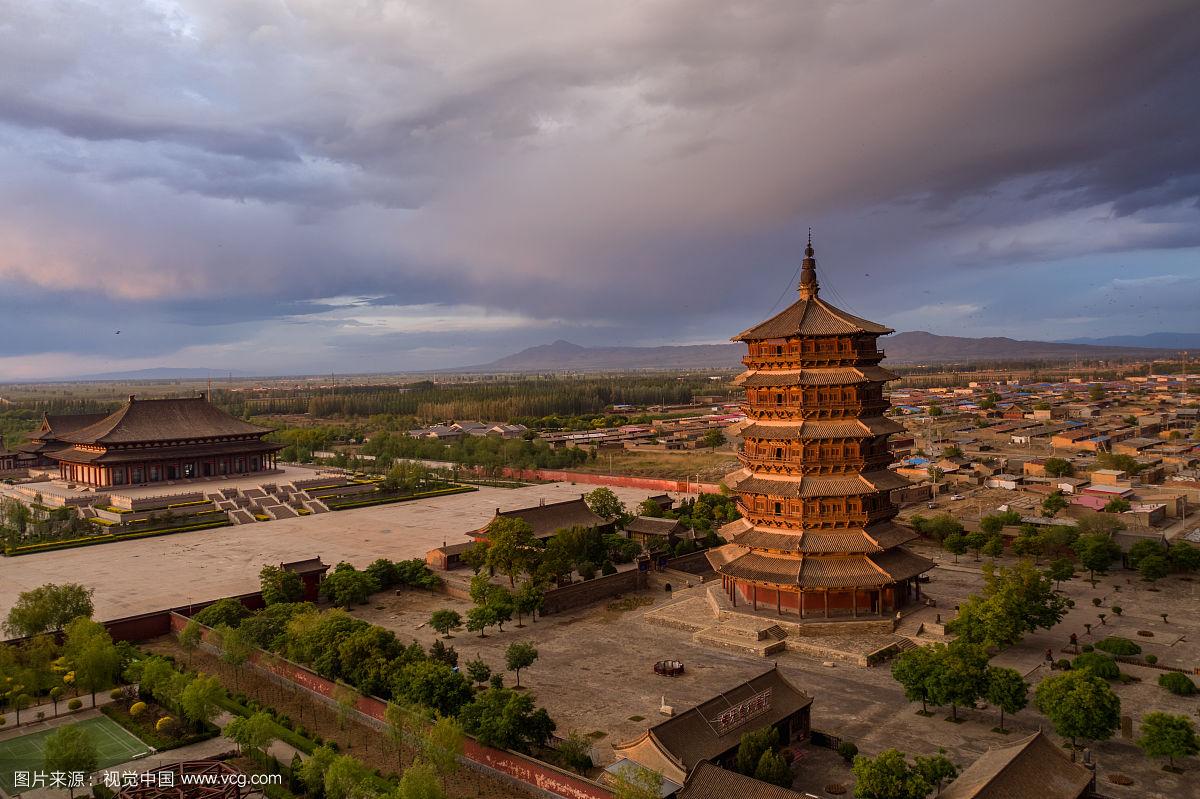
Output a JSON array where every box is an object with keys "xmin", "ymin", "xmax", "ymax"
[{"xmin": 144, "ymin": 639, "xmax": 529, "ymax": 799}]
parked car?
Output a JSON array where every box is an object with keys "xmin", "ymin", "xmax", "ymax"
[{"xmin": 950, "ymin": 494, "xmax": 965, "ymax": 501}]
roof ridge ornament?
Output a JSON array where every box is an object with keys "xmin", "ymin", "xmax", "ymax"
[{"xmin": 798, "ymin": 228, "xmax": 819, "ymax": 300}]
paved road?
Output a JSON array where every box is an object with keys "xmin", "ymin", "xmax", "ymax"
[{"xmin": 0, "ymin": 482, "xmax": 659, "ymax": 623}]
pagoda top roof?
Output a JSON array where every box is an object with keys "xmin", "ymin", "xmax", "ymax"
[
  {"xmin": 59, "ymin": 395, "xmax": 272, "ymax": 445},
  {"xmin": 734, "ymin": 294, "xmax": 893, "ymax": 341},
  {"xmin": 734, "ymin": 239, "xmax": 892, "ymax": 340}
]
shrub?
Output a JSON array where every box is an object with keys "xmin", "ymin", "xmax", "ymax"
[
  {"xmin": 1158, "ymin": 672, "xmax": 1197, "ymax": 696},
  {"xmin": 1055, "ymin": 659, "xmax": 1072, "ymax": 671},
  {"xmin": 1111, "ymin": 606, "xmax": 1122, "ymax": 616},
  {"xmin": 1081, "ymin": 644, "xmax": 1094, "ymax": 653},
  {"xmin": 129, "ymin": 702, "xmax": 147, "ymax": 718},
  {"xmin": 837, "ymin": 741, "xmax": 858, "ymax": 763},
  {"xmin": 68, "ymin": 699, "xmax": 83, "ymax": 711},
  {"xmin": 1095, "ymin": 637, "xmax": 1141, "ymax": 656},
  {"xmin": 109, "ymin": 689, "xmax": 124, "ymax": 700},
  {"xmin": 1145, "ymin": 654, "xmax": 1158, "ymax": 665},
  {"xmin": 1073, "ymin": 653, "xmax": 1120, "ymax": 680},
  {"xmin": 1092, "ymin": 597, "xmax": 1102, "ymax": 607},
  {"xmin": 601, "ymin": 561, "xmax": 617, "ymax": 576}
]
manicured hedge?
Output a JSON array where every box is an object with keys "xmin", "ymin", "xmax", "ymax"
[
  {"xmin": 214, "ymin": 694, "xmax": 320, "ymax": 754},
  {"xmin": 3, "ymin": 520, "xmax": 231, "ymax": 556},
  {"xmin": 1095, "ymin": 637, "xmax": 1142, "ymax": 656},
  {"xmin": 326, "ymin": 484, "xmax": 476, "ymax": 510}
]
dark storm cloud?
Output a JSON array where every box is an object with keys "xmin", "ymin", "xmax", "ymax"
[{"xmin": 0, "ymin": 0, "xmax": 1198, "ymax": 377}]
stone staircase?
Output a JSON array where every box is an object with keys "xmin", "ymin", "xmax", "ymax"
[{"xmin": 690, "ymin": 614, "xmax": 790, "ymax": 657}]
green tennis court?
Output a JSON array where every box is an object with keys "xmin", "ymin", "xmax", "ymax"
[{"xmin": 0, "ymin": 715, "xmax": 152, "ymax": 794}]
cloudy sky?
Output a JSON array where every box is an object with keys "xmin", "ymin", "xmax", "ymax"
[{"xmin": 2, "ymin": 0, "xmax": 1199, "ymax": 379}]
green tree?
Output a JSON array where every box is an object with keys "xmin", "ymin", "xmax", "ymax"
[
  {"xmin": 177, "ymin": 619, "xmax": 201, "ymax": 667},
  {"xmin": 224, "ymin": 711, "xmax": 276, "ymax": 756},
  {"xmin": 1168, "ymin": 542, "xmax": 1200, "ymax": 573},
  {"xmin": 385, "ymin": 699, "xmax": 426, "ymax": 769},
  {"xmin": 1043, "ymin": 458, "xmax": 1074, "ymax": 477},
  {"xmin": 484, "ymin": 517, "xmax": 540, "ymax": 587},
  {"xmin": 465, "ymin": 658, "xmax": 491, "ymax": 686},
  {"xmin": 395, "ymin": 660, "xmax": 474, "ymax": 717},
  {"xmin": 323, "ymin": 754, "xmax": 373, "ymax": 799},
  {"xmin": 1139, "ymin": 555, "xmax": 1169, "ymax": 582},
  {"xmin": 321, "ymin": 563, "xmax": 379, "ymax": 607},
  {"xmin": 1137, "ymin": 713, "xmax": 1199, "ymax": 769},
  {"xmin": 180, "ymin": 673, "xmax": 222, "ymax": 730},
  {"xmin": 43, "ymin": 724, "xmax": 98, "ymax": 798},
  {"xmin": 4, "ymin": 583, "xmax": 94, "ymax": 637},
  {"xmin": 585, "ymin": 487, "xmax": 628, "ymax": 523},
  {"xmin": 754, "ymin": 749, "xmax": 793, "ymax": 788},
  {"xmin": 1104, "ymin": 498, "xmax": 1131, "ymax": 514},
  {"xmin": 736, "ymin": 726, "xmax": 779, "ymax": 775},
  {"xmin": 64, "ymin": 617, "xmax": 119, "ymax": 707},
  {"xmin": 964, "ymin": 531, "xmax": 987, "ymax": 560},
  {"xmin": 395, "ymin": 760, "xmax": 443, "ymax": 799},
  {"xmin": 429, "ymin": 610, "xmax": 462, "ymax": 638},
  {"xmin": 298, "ymin": 745, "xmax": 338, "ymax": 797},
  {"xmin": 213, "ymin": 624, "xmax": 254, "ymax": 690},
  {"xmin": 1047, "ymin": 558, "xmax": 1074, "ymax": 589},
  {"xmin": 419, "ymin": 715, "xmax": 465, "ymax": 792},
  {"xmin": 891, "ymin": 645, "xmax": 941, "ymax": 715},
  {"xmin": 636, "ymin": 498, "xmax": 665, "ymax": 518},
  {"xmin": 982, "ymin": 536, "xmax": 1004, "ymax": 559},
  {"xmin": 952, "ymin": 562, "xmax": 1068, "ymax": 648},
  {"xmin": 924, "ymin": 514, "xmax": 964, "ymax": 542},
  {"xmin": 458, "ymin": 687, "xmax": 555, "ymax": 752},
  {"xmin": 466, "ymin": 605, "xmax": 498, "ymax": 638},
  {"xmin": 1035, "ymin": 671, "xmax": 1121, "ymax": 747},
  {"xmin": 610, "ymin": 765, "xmax": 663, "ymax": 799},
  {"xmin": 1041, "ymin": 491, "xmax": 1069, "ymax": 517},
  {"xmin": 985, "ymin": 667, "xmax": 1028, "ymax": 733},
  {"xmin": 514, "ymin": 580, "xmax": 545, "ymax": 626},
  {"xmin": 1073, "ymin": 534, "xmax": 1121, "ymax": 584},
  {"xmin": 1127, "ymin": 539, "xmax": 1164, "ymax": 568},
  {"xmin": 851, "ymin": 749, "xmax": 932, "ymax": 799},
  {"xmin": 701, "ymin": 429, "xmax": 726, "ymax": 450},
  {"xmin": 504, "ymin": 642, "xmax": 538, "ymax": 688},
  {"xmin": 192, "ymin": 597, "xmax": 249, "ymax": 628},
  {"xmin": 259, "ymin": 565, "xmax": 303, "ymax": 605},
  {"xmin": 913, "ymin": 754, "xmax": 957, "ymax": 793},
  {"xmin": 943, "ymin": 533, "xmax": 967, "ymax": 564},
  {"xmin": 926, "ymin": 643, "xmax": 988, "ymax": 722}
]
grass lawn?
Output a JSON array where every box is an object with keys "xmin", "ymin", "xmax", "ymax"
[
  {"xmin": 570, "ymin": 449, "xmax": 736, "ymax": 481},
  {"xmin": 0, "ymin": 715, "xmax": 152, "ymax": 794}
]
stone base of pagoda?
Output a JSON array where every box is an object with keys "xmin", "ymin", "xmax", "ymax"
[
  {"xmin": 706, "ymin": 585, "xmax": 897, "ymax": 637},
  {"xmin": 715, "ymin": 571, "xmax": 922, "ymax": 625}
]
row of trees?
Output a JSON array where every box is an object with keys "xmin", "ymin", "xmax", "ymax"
[
  {"xmin": 892, "ymin": 642, "xmax": 1029, "ymax": 727},
  {"xmin": 194, "ymin": 598, "xmax": 558, "ymax": 757}
]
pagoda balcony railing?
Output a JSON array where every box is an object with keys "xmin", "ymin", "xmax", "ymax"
[
  {"xmin": 742, "ymin": 354, "xmax": 866, "ymax": 370},
  {"xmin": 735, "ymin": 501, "xmax": 896, "ymax": 526},
  {"xmin": 736, "ymin": 451, "xmax": 892, "ymax": 474},
  {"xmin": 742, "ymin": 402, "xmax": 891, "ymax": 421}
]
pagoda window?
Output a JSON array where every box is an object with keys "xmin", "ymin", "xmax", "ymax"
[
  {"xmin": 774, "ymin": 446, "xmax": 784, "ymax": 460},
  {"xmin": 774, "ymin": 501, "xmax": 783, "ymax": 515},
  {"xmin": 775, "ymin": 345, "xmax": 783, "ymax": 355},
  {"xmin": 775, "ymin": 392, "xmax": 784, "ymax": 405}
]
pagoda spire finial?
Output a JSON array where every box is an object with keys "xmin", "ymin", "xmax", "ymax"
[{"xmin": 798, "ymin": 228, "xmax": 819, "ymax": 300}]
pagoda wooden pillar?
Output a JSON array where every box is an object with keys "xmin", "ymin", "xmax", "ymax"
[
  {"xmin": 823, "ymin": 590, "xmax": 829, "ymax": 619},
  {"xmin": 852, "ymin": 588, "xmax": 858, "ymax": 618}
]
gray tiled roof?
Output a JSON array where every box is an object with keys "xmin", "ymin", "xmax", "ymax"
[
  {"xmin": 938, "ymin": 731, "xmax": 1092, "ymax": 799},
  {"xmin": 735, "ymin": 296, "xmax": 893, "ymax": 340},
  {"xmin": 59, "ymin": 397, "xmax": 271, "ymax": 445},
  {"xmin": 736, "ymin": 365, "xmax": 898, "ymax": 387}
]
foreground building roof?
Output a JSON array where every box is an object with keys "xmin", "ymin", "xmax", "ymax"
[{"xmin": 939, "ymin": 731, "xmax": 1094, "ymax": 799}]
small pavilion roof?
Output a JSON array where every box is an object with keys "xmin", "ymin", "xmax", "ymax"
[{"xmin": 938, "ymin": 731, "xmax": 1093, "ymax": 799}]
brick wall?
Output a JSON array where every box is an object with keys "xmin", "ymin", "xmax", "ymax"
[
  {"xmin": 478, "ymin": 466, "xmax": 721, "ymax": 494},
  {"xmin": 541, "ymin": 569, "xmax": 645, "ymax": 615}
]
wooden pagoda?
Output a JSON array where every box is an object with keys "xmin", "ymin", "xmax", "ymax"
[{"xmin": 707, "ymin": 237, "xmax": 933, "ymax": 619}]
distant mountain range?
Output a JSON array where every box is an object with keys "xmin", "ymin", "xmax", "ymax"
[
  {"xmin": 1058, "ymin": 332, "xmax": 1200, "ymax": 349},
  {"xmin": 462, "ymin": 332, "xmax": 1179, "ymax": 372},
  {"xmin": 69, "ymin": 367, "xmax": 254, "ymax": 381}
]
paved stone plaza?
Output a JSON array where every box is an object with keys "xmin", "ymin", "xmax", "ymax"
[{"xmin": 0, "ymin": 481, "xmax": 656, "ymax": 621}]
